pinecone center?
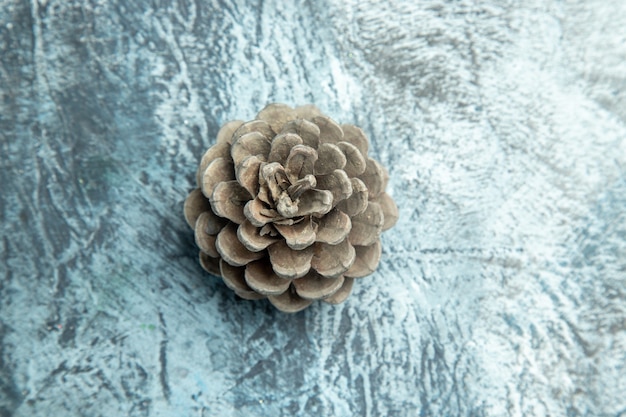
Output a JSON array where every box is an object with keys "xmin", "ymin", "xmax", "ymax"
[{"xmin": 259, "ymin": 161, "xmax": 320, "ymax": 221}]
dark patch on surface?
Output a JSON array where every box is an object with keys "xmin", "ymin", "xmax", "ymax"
[
  {"xmin": 158, "ymin": 312, "xmax": 170, "ymax": 402},
  {"xmin": 129, "ymin": 398, "xmax": 152, "ymax": 417},
  {"xmin": 236, "ymin": 359, "xmax": 273, "ymax": 383},
  {"xmin": 58, "ymin": 314, "xmax": 79, "ymax": 348},
  {"xmin": 52, "ymin": 265, "xmax": 70, "ymax": 298},
  {"xmin": 94, "ymin": 369, "xmax": 124, "ymax": 402},
  {"xmin": 0, "ymin": 323, "xmax": 23, "ymax": 417}
]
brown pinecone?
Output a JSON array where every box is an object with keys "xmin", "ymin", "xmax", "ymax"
[{"xmin": 184, "ymin": 103, "xmax": 398, "ymax": 312}]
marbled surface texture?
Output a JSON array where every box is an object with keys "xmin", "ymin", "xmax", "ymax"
[{"xmin": 1, "ymin": 0, "xmax": 625, "ymax": 416}]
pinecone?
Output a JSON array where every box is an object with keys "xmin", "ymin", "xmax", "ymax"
[{"xmin": 184, "ymin": 103, "xmax": 398, "ymax": 312}]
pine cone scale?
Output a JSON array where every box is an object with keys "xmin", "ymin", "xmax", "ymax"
[
  {"xmin": 293, "ymin": 272, "xmax": 345, "ymax": 300},
  {"xmin": 244, "ymin": 260, "xmax": 291, "ymax": 295},
  {"xmin": 323, "ymin": 277, "xmax": 354, "ymax": 305},
  {"xmin": 267, "ymin": 241, "xmax": 313, "ymax": 279},
  {"xmin": 273, "ymin": 218, "xmax": 317, "ymax": 250},
  {"xmin": 230, "ymin": 131, "xmax": 271, "ymax": 166},
  {"xmin": 267, "ymin": 133, "xmax": 303, "ymax": 164},
  {"xmin": 358, "ymin": 157, "xmax": 387, "ymax": 198},
  {"xmin": 237, "ymin": 219, "xmax": 278, "ymax": 252},
  {"xmin": 215, "ymin": 223, "xmax": 264, "ymax": 266},
  {"xmin": 348, "ymin": 201, "xmax": 385, "ymax": 247},
  {"xmin": 231, "ymin": 120, "xmax": 274, "ymax": 144},
  {"xmin": 195, "ymin": 213, "xmax": 219, "ymax": 257},
  {"xmin": 316, "ymin": 170, "xmax": 353, "ymax": 205},
  {"xmin": 281, "ymin": 119, "xmax": 320, "ymax": 148},
  {"xmin": 284, "ymin": 145, "xmax": 317, "ymax": 180},
  {"xmin": 336, "ymin": 178, "xmax": 369, "ymax": 217},
  {"xmin": 184, "ymin": 188, "xmax": 212, "ymax": 228},
  {"xmin": 311, "ymin": 240, "xmax": 356, "ymax": 279},
  {"xmin": 257, "ymin": 103, "xmax": 297, "ymax": 133},
  {"xmin": 312, "ymin": 116, "xmax": 344, "ymax": 144},
  {"xmin": 340, "ymin": 124, "xmax": 369, "ymax": 158},
  {"xmin": 313, "ymin": 209, "xmax": 351, "ymax": 245},
  {"xmin": 268, "ymin": 289, "xmax": 313, "ymax": 313},
  {"xmin": 235, "ymin": 155, "xmax": 263, "ymax": 198},
  {"xmin": 337, "ymin": 141, "xmax": 367, "ymax": 177},
  {"xmin": 345, "ymin": 241, "xmax": 383, "ymax": 279},
  {"xmin": 209, "ymin": 181, "xmax": 249, "ymax": 224},
  {"xmin": 201, "ymin": 157, "xmax": 234, "ymax": 198},
  {"xmin": 314, "ymin": 143, "xmax": 346, "ymax": 175},
  {"xmin": 219, "ymin": 260, "xmax": 251, "ymax": 293},
  {"xmin": 196, "ymin": 141, "xmax": 231, "ymax": 187}
]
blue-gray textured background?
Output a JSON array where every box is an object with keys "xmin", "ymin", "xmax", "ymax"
[{"xmin": 1, "ymin": 0, "xmax": 625, "ymax": 416}]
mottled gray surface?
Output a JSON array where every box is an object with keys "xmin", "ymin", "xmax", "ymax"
[{"xmin": 1, "ymin": 0, "xmax": 625, "ymax": 416}]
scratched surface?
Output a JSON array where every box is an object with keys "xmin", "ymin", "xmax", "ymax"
[{"xmin": 1, "ymin": 0, "xmax": 625, "ymax": 416}]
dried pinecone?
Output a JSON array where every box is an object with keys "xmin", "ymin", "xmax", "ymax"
[{"xmin": 184, "ymin": 103, "xmax": 398, "ymax": 312}]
